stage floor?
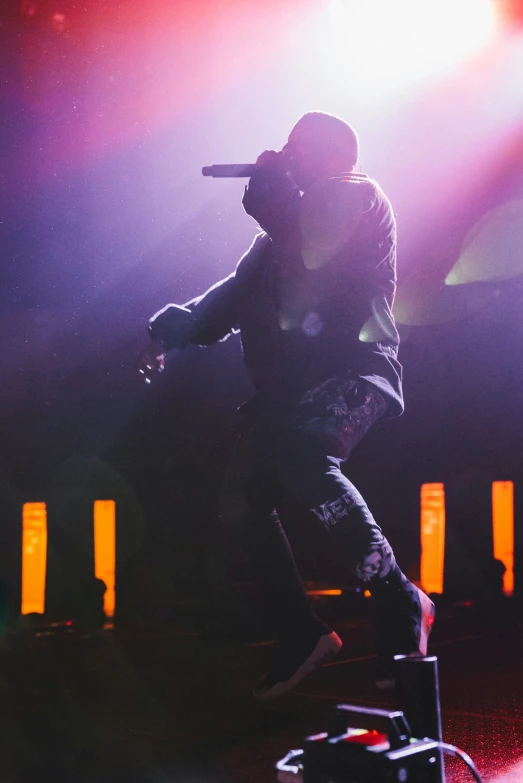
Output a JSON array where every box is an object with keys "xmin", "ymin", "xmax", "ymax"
[{"xmin": 1, "ymin": 601, "xmax": 522, "ymax": 782}]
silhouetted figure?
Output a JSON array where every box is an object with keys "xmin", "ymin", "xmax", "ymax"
[{"xmin": 137, "ymin": 111, "xmax": 435, "ymax": 697}]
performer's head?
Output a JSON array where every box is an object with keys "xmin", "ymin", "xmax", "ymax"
[{"xmin": 283, "ymin": 111, "xmax": 359, "ymax": 191}]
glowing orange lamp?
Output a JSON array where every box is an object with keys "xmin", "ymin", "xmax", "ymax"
[
  {"xmin": 492, "ymin": 481, "xmax": 514, "ymax": 597},
  {"xmin": 93, "ymin": 500, "xmax": 116, "ymax": 618},
  {"xmin": 21, "ymin": 502, "xmax": 48, "ymax": 615},
  {"xmin": 420, "ymin": 483, "xmax": 446, "ymax": 595}
]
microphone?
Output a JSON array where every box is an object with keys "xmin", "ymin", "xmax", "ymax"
[{"xmin": 202, "ymin": 164, "xmax": 256, "ymax": 178}]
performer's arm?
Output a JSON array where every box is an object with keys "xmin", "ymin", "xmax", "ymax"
[
  {"xmin": 148, "ymin": 271, "xmax": 239, "ymax": 350},
  {"xmin": 136, "ymin": 271, "xmax": 238, "ymax": 383}
]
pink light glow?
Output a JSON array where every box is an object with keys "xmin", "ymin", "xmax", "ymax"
[
  {"xmin": 13, "ymin": 0, "xmax": 523, "ymax": 297},
  {"xmin": 20, "ymin": 0, "xmax": 313, "ymax": 179},
  {"xmin": 50, "ymin": 12, "xmax": 69, "ymax": 34}
]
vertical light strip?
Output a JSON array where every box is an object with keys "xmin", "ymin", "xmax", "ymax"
[
  {"xmin": 420, "ymin": 483, "xmax": 446, "ymax": 595},
  {"xmin": 21, "ymin": 502, "xmax": 48, "ymax": 615},
  {"xmin": 492, "ymin": 481, "xmax": 514, "ymax": 597},
  {"xmin": 93, "ymin": 500, "xmax": 116, "ymax": 618}
]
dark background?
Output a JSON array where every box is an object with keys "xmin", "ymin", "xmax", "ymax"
[{"xmin": 2, "ymin": 0, "xmax": 523, "ymax": 627}]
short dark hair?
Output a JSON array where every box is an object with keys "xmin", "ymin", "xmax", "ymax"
[{"xmin": 296, "ymin": 111, "xmax": 359, "ymax": 168}]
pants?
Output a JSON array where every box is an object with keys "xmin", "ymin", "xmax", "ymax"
[{"xmin": 221, "ymin": 377, "xmax": 410, "ymax": 645}]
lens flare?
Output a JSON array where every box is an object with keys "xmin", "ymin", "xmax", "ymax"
[{"xmin": 446, "ymin": 200, "xmax": 523, "ymax": 285}]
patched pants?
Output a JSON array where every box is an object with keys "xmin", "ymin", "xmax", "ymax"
[{"xmin": 221, "ymin": 378, "xmax": 408, "ymax": 644}]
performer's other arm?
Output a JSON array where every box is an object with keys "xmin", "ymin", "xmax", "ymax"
[{"xmin": 136, "ymin": 270, "xmax": 238, "ymax": 383}]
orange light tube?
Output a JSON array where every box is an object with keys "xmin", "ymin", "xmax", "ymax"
[
  {"xmin": 420, "ymin": 483, "xmax": 446, "ymax": 595},
  {"xmin": 93, "ymin": 500, "xmax": 116, "ymax": 618},
  {"xmin": 21, "ymin": 502, "xmax": 48, "ymax": 615},
  {"xmin": 492, "ymin": 481, "xmax": 514, "ymax": 597}
]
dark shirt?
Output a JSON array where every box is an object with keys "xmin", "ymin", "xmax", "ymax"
[{"xmin": 149, "ymin": 173, "xmax": 404, "ymax": 418}]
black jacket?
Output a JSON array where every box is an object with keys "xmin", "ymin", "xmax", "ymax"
[{"xmin": 149, "ymin": 173, "xmax": 404, "ymax": 418}]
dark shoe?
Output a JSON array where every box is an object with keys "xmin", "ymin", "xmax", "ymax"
[
  {"xmin": 253, "ymin": 630, "xmax": 342, "ymax": 700},
  {"xmin": 374, "ymin": 584, "xmax": 435, "ymax": 689}
]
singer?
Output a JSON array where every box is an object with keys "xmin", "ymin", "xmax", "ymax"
[{"xmin": 136, "ymin": 111, "xmax": 435, "ymax": 699}]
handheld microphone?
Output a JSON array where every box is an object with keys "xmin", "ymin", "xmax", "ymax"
[{"xmin": 202, "ymin": 164, "xmax": 256, "ymax": 178}]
